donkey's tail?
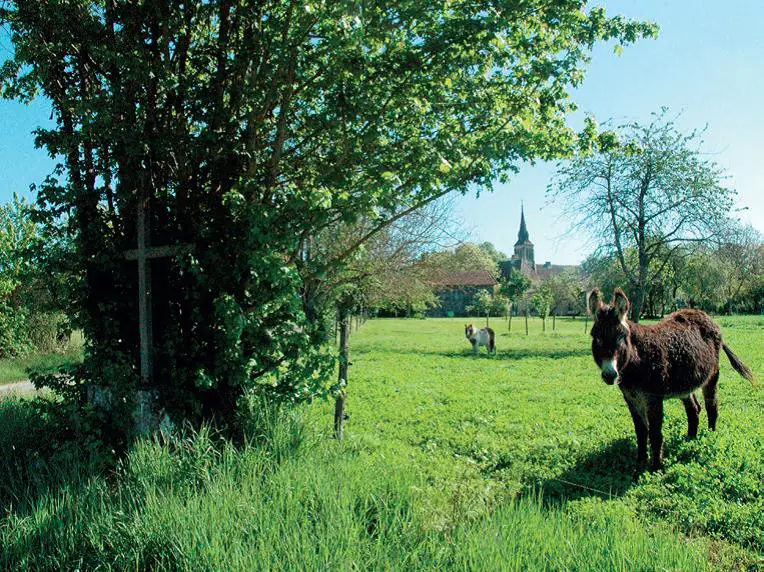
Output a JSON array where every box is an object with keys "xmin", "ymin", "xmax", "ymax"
[
  {"xmin": 722, "ymin": 343, "xmax": 756, "ymax": 385},
  {"xmin": 488, "ymin": 328, "xmax": 496, "ymax": 354}
]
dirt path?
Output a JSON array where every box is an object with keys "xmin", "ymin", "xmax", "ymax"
[{"xmin": 0, "ymin": 380, "xmax": 36, "ymax": 394}]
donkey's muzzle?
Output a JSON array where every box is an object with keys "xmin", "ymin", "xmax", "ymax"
[{"xmin": 602, "ymin": 371, "xmax": 618, "ymax": 385}]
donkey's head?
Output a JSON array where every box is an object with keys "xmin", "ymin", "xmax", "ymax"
[
  {"xmin": 588, "ymin": 288, "xmax": 633, "ymax": 385},
  {"xmin": 465, "ymin": 324, "xmax": 476, "ymax": 341}
]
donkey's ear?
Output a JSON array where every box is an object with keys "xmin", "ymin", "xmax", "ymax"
[
  {"xmin": 587, "ymin": 289, "xmax": 603, "ymax": 317},
  {"xmin": 613, "ymin": 288, "xmax": 630, "ymax": 321}
]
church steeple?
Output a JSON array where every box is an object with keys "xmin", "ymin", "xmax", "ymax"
[
  {"xmin": 510, "ymin": 203, "xmax": 535, "ymax": 274},
  {"xmin": 515, "ymin": 203, "xmax": 531, "ymax": 246}
]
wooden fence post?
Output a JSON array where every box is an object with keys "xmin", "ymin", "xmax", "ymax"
[{"xmin": 334, "ymin": 312, "xmax": 350, "ymax": 440}]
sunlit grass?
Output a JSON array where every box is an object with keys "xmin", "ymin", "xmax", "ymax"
[
  {"xmin": 0, "ymin": 331, "xmax": 84, "ymax": 385},
  {"xmin": 328, "ymin": 315, "xmax": 763, "ymax": 565},
  {"xmin": 0, "ymin": 400, "xmax": 710, "ymax": 570},
  {"xmin": 0, "ymin": 316, "xmax": 760, "ymax": 569}
]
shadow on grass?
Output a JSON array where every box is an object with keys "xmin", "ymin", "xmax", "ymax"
[
  {"xmin": 529, "ymin": 438, "xmax": 638, "ymax": 505},
  {"xmin": 387, "ymin": 347, "xmax": 590, "ymax": 361},
  {"xmin": 0, "ymin": 395, "xmax": 107, "ymax": 519},
  {"xmin": 496, "ymin": 348, "xmax": 590, "ymax": 361}
]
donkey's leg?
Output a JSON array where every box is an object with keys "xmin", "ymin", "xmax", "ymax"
[
  {"xmin": 703, "ymin": 370, "xmax": 720, "ymax": 431},
  {"xmin": 646, "ymin": 397, "xmax": 665, "ymax": 471},
  {"xmin": 624, "ymin": 396, "xmax": 648, "ymax": 468},
  {"xmin": 681, "ymin": 395, "xmax": 700, "ymax": 439}
]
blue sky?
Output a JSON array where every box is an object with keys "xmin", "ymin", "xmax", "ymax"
[
  {"xmin": 1, "ymin": 1, "xmax": 762, "ymax": 264},
  {"xmin": 457, "ymin": 0, "xmax": 764, "ymax": 263}
]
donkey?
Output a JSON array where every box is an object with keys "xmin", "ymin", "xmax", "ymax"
[
  {"xmin": 465, "ymin": 324, "xmax": 496, "ymax": 355},
  {"xmin": 588, "ymin": 288, "xmax": 755, "ymax": 472}
]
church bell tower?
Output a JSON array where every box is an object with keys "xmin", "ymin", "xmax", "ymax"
[{"xmin": 511, "ymin": 204, "xmax": 535, "ymax": 274}]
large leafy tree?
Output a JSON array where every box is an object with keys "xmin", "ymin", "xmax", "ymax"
[
  {"xmin": 423, "ymin": 242, "xmax": 501, "ymax": 279},
  {"xmin": 0, "ymin": 195, "xmax": 37, "ymax": 356},
  {"xmin": 302, "ymin": 196, "xmax": 463, "ymax": 322},
  {"xmin": 498, "ymin": 267, "xmax": 531, "ymax": 331},
  {"xmin": 478, "ymin": 242, "xmax": 508, "ymax": 265},
  {"xmin": 551, "ymin": 110, "xmax": 737, "ymax": 321},
  {"xmin": 499, "ymin": 268, "xmax": 532, "ymax": 305},
  {"xmin": 531, "ymin": 281, "xmax": 553, "ymax": 330},
  {"xmin": 546, "ymin": 270, "xmax": 583, "ymax": 316},
  {"xmin": 680, "ymin": 247, "xmax": 728, "ymax": 311},
  {"xmin": 715, "ymin": 223, "xmax": 763, "ymax": 313},
  {"xmin": 1, "ymin": 1, "xmax": 656, "ymax": 426},
  {"xmin": 473, "ymin": 288, "xmax": 494, "ymax": 326},
  {"xmin": 0, "ymin": 194, "xmax": 72, "ymax": 356}
]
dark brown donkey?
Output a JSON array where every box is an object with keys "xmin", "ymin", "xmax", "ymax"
[{"xmin": 587, "ymin": 288, "xmax": 755, "ymax": 472}]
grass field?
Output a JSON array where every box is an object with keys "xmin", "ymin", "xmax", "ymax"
[
  {"xmin": 0, "ymin": 331, "xmax": 84, "ymax": 385},
  {"xmin": 332, "ymin": 315, "xmax": 763, "ymax": 566},
  {"xmin": 0, "ymin": 315, "xmax": 761, "ymax": 569}
]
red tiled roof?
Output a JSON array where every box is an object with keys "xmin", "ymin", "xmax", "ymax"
[{"xmin": 432, "ymin": 270, "xmax": 498, "ymax": 287}]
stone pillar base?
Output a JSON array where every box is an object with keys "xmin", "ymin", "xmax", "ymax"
[{"xmin": 86, "ymin": 385, "xmax": 174, "ymax": 437}]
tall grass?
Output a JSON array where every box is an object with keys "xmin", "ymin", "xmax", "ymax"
[{"xmin": 0, "ymin": 395, "xmax": 710, "ymax": 570}]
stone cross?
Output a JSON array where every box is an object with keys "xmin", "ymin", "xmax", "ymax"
[{"xmin": 124, "ymin": 196, "xmax": 191, "ymax": 384}]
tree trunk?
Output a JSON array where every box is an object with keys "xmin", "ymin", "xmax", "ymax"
[
  {"xmin": 485, "ymin": 311, "xmax": 489, "ymax": 327},
  {"xmin": 542, "ymin": 317, "xmax": 546, "ymax": 332},
  {"xmin": 584, "ymin": 315, "xmax": 588, "ymax": 333},
  {"xmin": 632, "ymin": 180, "xmax": 649, "ymax": 322},
  {"xmin": 508, "ymin": 312, "xmax": 512, "ymax": 333},
  {"xmin": 632, "ymin": 283, "xmax": 646, "ymax": 323},
  {"xmin": 632, "ymin": 251, "xmax": 649, "ymax": 323},
  {"xmin": 552, "ymin": 313, "xmax": 556, "ymax": 331},
  {"xmin": 525, "ymin": 311, "xmax": 529, "ymax": 336},
  {"xmin": 334, "ymin": 312, "xmax": 350, "ymax": 440}
]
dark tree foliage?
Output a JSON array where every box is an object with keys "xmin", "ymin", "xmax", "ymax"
[{"xmin": 0, "ymin": 1, "xmax": 656, "ymax": 427}]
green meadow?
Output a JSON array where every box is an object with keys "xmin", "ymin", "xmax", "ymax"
[
  {"xmin": 0, "ymin": 316, "xmax": 761, "ymax": 569},
  {"xmin": 0, "ymin": 331, "xmax": 84, "ymax": 386},
  {"xmin": 337, "ymin": 315, "xmax": 763, "ymax": 565}
]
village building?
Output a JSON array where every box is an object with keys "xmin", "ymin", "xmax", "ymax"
[
  {"xmin": 431, "ymin": 206, "xmax": 581, "ymax": 317},
  {"xmin": 429, "ymin": 270, "xmax": 498, "ymax": 317}
]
